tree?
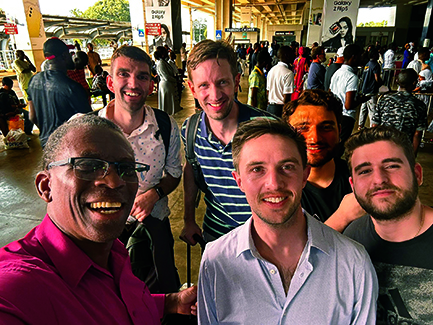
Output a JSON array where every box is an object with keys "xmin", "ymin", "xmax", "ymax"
[{"xmin": 70, "ymin": 0, "xmax": 130, "ymax": 22}]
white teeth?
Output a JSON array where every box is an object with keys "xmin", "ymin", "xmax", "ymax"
[
  {"xmin": 125, "ymin": 92, "xmax": 139, "ymax": 97},
  {"xmin": 264, "ymin": 197, "xmax": 285, "ymax": 203},
  {"xmin": 90, "ymin": 202, "xmax": 122, "ymax": 209},
  {"xmin": 209, "ymin": 102, "xmax": 222, "ymax": 107}
]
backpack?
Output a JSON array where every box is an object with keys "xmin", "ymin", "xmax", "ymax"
[{"xmin": 184, "ymin": 112, "xmax": 208, "ymax": 207}]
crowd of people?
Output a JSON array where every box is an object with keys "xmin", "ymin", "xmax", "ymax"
[{"xmin": 0, "ymin": 36, "xmax": 432, "ymax": 324}]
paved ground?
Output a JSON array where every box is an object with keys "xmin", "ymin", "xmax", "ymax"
[{"xmin": 1, "ymin": 69, "xmax": 433, "ymax": 287}]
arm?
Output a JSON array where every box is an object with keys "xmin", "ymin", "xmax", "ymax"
[
  {"xmin": 324, "ymin": 193, "xmax": 366, "ymax": 233},
  {"xmin": 250, "ymin": 87, "xmax": 259, "ymax": 108},
  {"xmin": 131, "ymin": 173, "xmax": 181, "ymax": 222},
  {"xmin": 283, "ymin": 93, "xmax": 292, "ymax": 103},
  {"xmin": 179, "ymin": 161, "xmax": 202, "ymax": 245},
  {"xmin": 413, "ymin": 130, "xmax": 422, "ymax": 156},
  {"xmin": 131, "ymin": 118, "xmax": 182, "ymax": 221},
  {"xmin": 25, "ymin": 56, "xmax": 36, "ymax": 73},
  {"xmin": 28, "ymin": 100, "xmax": 38, "ymax": 126},
  {"xmin": 345, "ymin": 91, "xmax": 369, "ymax": 111},
  {"xmin": 164, "ymin": 286, "xmax": 197, "ymax": 315}
]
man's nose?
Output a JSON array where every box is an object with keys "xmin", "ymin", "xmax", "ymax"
[
  {"xmin": 95, "ymin": 165, "xmax": 126, "ymax": 189},
  {"xmin": 306, "ymin": 126, "xmax": 321, "ymax": 143},
  {"xmin": 208, "ymin": 84, "xmax": 222, "ymax": 101},
  {"xmin": 264, "ymin": 168, "xmax": 285, "ymax": 190},
  {"xmin": 372, "ymin": 168, "xmax": 389, "ymax": 185}
]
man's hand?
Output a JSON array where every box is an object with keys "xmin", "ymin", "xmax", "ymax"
[
  {"xmin": 165, "ymin": 286, "xmax": 197, "ymax": 315},
  {"xmin": 130, "ymin": 189, "xmax": 159, "ymax": 222},
  {"xmin": 180, "ymin": 220, "xmax": 203, "ymax": 246},
  {"xmin": 325, "ymin": 193, "xmax": 366, "ymax": 233}
]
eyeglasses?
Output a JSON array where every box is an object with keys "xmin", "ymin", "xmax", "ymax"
[{"xmin": 47, "ymin": 157, "xmax": 150, "ymax": 183}]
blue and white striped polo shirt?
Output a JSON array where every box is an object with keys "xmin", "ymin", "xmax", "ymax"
[{"xmin": 181, "ymin": 101, "xmax": 274, "ymax": 238}]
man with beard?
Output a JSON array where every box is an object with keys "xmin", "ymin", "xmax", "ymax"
[
  {"xmin": 28, "ymin": 37, "xmax": 92, "ymax": 147},
  {"xmin": 197, "ymin": 118, "xmax": 378, "ymax": 324},
  {"xmin": 0, "ymin": 115, "xmax": 197, "ymax": 323},
  {"xmin": 283, "ymin": 89, "xmax": 364, "ymax": 226},
  {"xmin": 344, "ymin": 126, "xmax": 433, "ymax": 325},
  {"xmin": 180, "ymin": 40, "xmax": 274, "ymax": 245}
]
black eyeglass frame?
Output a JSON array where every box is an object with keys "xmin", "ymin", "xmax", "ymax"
[{"xmin": 47, "ymin": 157, "xmax": 150, "ymax": 183}]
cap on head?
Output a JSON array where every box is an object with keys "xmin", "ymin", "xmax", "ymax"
[{"xmin": 43, "ymin": 37, "xmax": 70, "ymax": 60}]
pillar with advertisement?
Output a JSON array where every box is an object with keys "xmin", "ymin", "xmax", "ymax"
[
  {"xmin": 3, "ymin": 0, "xmax": 47, "ymax": 70},
  {"xmin": 130, "ymin": 0, "xmax": 182, "ymax": 55},
  {"xmin": 321, "ymin": 0, "xmax": 360, "ymax": 52}
]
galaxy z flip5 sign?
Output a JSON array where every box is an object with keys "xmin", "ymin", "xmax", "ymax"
[{"xmin": 321, "ymin": 0, "xmax": 360, "ymax": 51}]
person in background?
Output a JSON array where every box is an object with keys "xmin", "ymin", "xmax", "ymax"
[
  {"xmin": 382, "ymin": 43, "xmax": 396, "ymax": 89},
  {"xmin": 306, "ymin": 46, "xmax": 326, "ymax": 90},
  {"xmin": 372, "ymin": 69, "xmax": 427, "ymax": 156},
  {"xmin": 67, "ymin": 51, "xmax": 91, "ymax": 99},
  {"xmin": 13, "ymin": 50, "xmax": 36, "ymax": 103},
  {"xmin": 154, "ymin": 46, "xmax": 181, "ymax": 115},
  {"xmin": 266, "ymin": 46, "xmax": 295, "ymax": 117},
  {"xmin": 27, "ymin": 38, "xmax": 92, "ymax": 148},
  {"xmin": 180, "ymin": 42, "xmax": 188, "ymax": 75},
  {"xmin": 0, "ymin": 77, "xmax": 33, "ymax": 136},
  {"xmin": 358, "ymin": 49, "xmax": 382, "ymax": 130},
  {"xmin": 324, "ymin": 46, "xmax": 345, "ymax": 91},
  {"xmin": 292, "ymin": 46, "xmax": 310, "ymax": 100},
  {"xmin": 86, "ymin": 43, "xmax": 102, "ymax": 77},
  {"xmin": 248, "ymin": 50, "xmax": 269, "ymax": 110},
  {"xmin": 92, "ymin": 65, "xmax": 114, "ymax": 107}
]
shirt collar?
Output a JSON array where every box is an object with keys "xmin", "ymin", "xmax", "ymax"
[
  {"xmin": 100, "ymin": 101, "xmax": 156, "ymax": 137},
  {"xmin": 277, "ymin": 61, "xmax": 289, "ymax": 68},
  {"xmin": 235, "ymin": 211, "xmax": 331, "ymax": 258},
  {"xmin": 36, "ymin": 215, "xmax": 128, "ymax": 288}
]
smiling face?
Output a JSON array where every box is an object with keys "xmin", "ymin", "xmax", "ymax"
[
  {"xmin": 38, "ymin": 127, "xmax": 138, "ymax": 243},
  {"xmin": 339, "ymin": 21, "xmax": 349, "ymax": 37},
  {"xmin": 232, "ymin": 134, "xmax": 309, "ymax": 228},
  {"xmin": 288, "ymin": 105, "xmax": 340, "ymax": 168},
  {"xmin": 188, "ymin": 58, "xmax": 240, "ymax": 122},
  {"xmin": 107, "ymin": 56, "xmax": 154, "ymax": 114},
  {"xmin": 349, "ymin": 140, "xmax": 422, "ymax": 221}
]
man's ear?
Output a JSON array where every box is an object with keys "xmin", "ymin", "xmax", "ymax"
[
  {"xmin": 35, "ymin": 171, "xmax": 52, "ymax": 203},
  {"xmin": 232, "ymin": 170, "xmax": 244, "ymax": 193},
  {"xmin": 414, "ymin": 163, "xmax": 423, "ymax": 186},
  {"xmin": 234, "ymin": 73, "xmax": 241, "ymax": 93},
  {"xmin": 187, "ymin": 80, "xmax": 197, "ymax": 98},
  {"xmin": 349, "ymin": 176, "xmax": 354, "ymax": 191},
  {"xmin": 302, "ymin": 165, "xmax": 311, "ymax": 188},
  {"xmin": 106, "ymin": 74, "xmax": 114, "ymax": 93}
]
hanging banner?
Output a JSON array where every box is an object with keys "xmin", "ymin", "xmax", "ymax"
[
  {"xmin": 321, "ymin": 0, "xmax": 360, "ymax": 51},
  {"xmin": 145, "ymin": 0, "xmax": 172, "ymax": 54}
]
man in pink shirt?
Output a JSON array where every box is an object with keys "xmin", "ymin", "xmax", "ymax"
[{"xmin": 0, "ymin": 115, "xmax": 196, "ymax": 324}]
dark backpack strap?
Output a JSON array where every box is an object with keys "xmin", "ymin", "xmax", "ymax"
[
  {"xmin": 185, "ymin": 112, "xmax": 208, "ymax": 207},
  {"xmin": 152, "ymin": 108, "xmax": 171, "ymax": 163}
]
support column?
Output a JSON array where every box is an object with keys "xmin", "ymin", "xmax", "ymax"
[
  {"xmin": 421, "ymin": 0, "xmax": 433, "ymax": 45},
  {"xmin": 394, "ymin": 3, "xmax": 412, "ymax": 46},
  {"xmin": 3, "ymin": 0, "xmax": 46, "ymax": 71}
]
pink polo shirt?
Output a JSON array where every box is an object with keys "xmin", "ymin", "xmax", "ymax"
[{"xmin": 0, "ymin": 215, "xmax": 165, "ymax": 324}]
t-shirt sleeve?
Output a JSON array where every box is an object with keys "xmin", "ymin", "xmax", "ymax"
[
  {"xmin": 249, "ymin": 72, "xmax": 261, "ymax": 88},
  {"xmin": 346, "ymin": 75, "xmax": 359, "ymax": 92},
  {"xmin": 416, "ymin": 101, "xmax": 428, "ymax": 131},
  {"xmin": 283, "ymin": 71, "xmax": 294, "ymax": 94}
]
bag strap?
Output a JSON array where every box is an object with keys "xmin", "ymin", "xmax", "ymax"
[
  {"xmin": 185, "ymin": 112, "xmax": 208, "ymax": 207},
  {"xmin": 152, "ymin": 108, "xmax": 171, "ymax": 163}
]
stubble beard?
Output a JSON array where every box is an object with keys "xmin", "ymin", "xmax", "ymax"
[
  {"xmin": 254, "ymin": 193, "xmax": 301, "ymax": 229},
  {"xmin": 354, "ymin": 175, "xmax": 418, "ymax": 222}
]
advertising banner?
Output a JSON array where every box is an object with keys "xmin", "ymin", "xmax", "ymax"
[
  {"xmin": 321, "ymin": 0, "xmax": 360, "ymax": 51},
  {"xmin": 145, "ymin": 0, "xmax": 172, "ymax": 54}
]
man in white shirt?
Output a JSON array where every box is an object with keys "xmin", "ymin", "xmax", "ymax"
[
  {"xmin": 266, "ymin": 46, "xmax": 295, "ymax": 117},
  {"xmin": 101, "ymin": 45, "xmax": 182, "ymax": 294},
  {"xmin": 330, "ymin": 44, "xmax": 368, "ymax": 156},
  {"xmin": 198, "ymin": 118, "xmax": 378, "ymax": 324},
  {"xmin": 383, "ymin": 43, "xmax": 397, "ymax": 89},
  {"xmin": 407, "ymin": 47, "xmax": 430, "ymax": 74}
]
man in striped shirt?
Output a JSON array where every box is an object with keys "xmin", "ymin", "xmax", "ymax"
[{"xmin": 180, "ymin": 40, "xmax": 274, "ymax": 244}]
